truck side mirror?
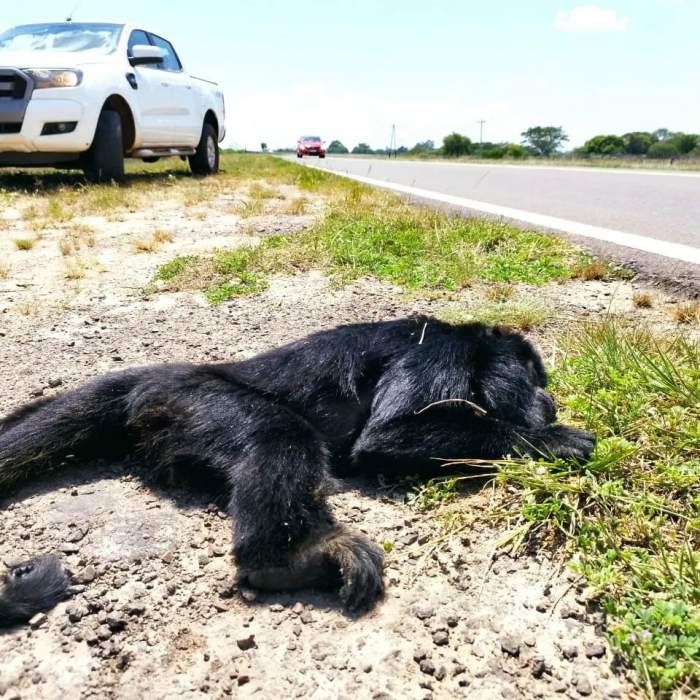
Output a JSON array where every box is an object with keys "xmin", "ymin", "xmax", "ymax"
[{"xmin": 129, "ymin": 45, "xmax": 165, "ymax": 67}]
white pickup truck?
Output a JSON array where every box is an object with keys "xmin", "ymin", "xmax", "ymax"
[{"xmin": 0, "ymin": 22, "xmax": 226, "ymax": 182}]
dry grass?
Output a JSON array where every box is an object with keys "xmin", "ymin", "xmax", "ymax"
[
  {"xmin": 0, "ymin": 261, "xmax": 10, "ymax": 279},
  {"xmin": 133, "ymin": 229, "xmax": 174, "ymax": 253},
  {"xmin": 284, "ymin": 197, "xmax": 310, "ymax": 215},
  {"xmin": 574, "ymin": 260, "xmax": 609, "ymax": 281},
  {"xmin": 63, "ymin": 257, "xmax": 86, "ymax": 279},
  {"xmin": 670, "ymin": 301, "xmax": 700, "ymax": 324},
  {"xmin": 13, "ymin": 237, "xmax": 36, "ymax": 251},
  {"xmin": 484, "ymin": 283, "xmax": 516, "ymax": 303},
  {"xmin": 632, "ymin": 291, "xmax": 653, "ymax": 308}
]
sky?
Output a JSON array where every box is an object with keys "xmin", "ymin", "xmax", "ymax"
[{"xmin": 1, "ymin": 1, "xmax": 698, "ymax": 151}]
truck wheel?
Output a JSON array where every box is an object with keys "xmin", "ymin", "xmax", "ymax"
[
  {"xmin": 83, "ymin": 110, "xmax": 125, "ymax": 183},
  {"xmin": 319, "ymin": 154, "xmax": 326, "ymax": 159},
  {"xmin": 189, "ymin": 122, "xmax": 219, "ymax": 176},
  {"xmin": 297, "ymin": 153, "xmax": 303, "ymax": 158}
]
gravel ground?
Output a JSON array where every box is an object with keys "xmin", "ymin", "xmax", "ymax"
[{"xmin": 0, "ymin": 178, "xmax": 691, "ymax": 699}]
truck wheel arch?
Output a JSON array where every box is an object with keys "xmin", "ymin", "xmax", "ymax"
[
  {"xmin": 203, "ymin": 110, "xmax": 219, "ymax": 139},
  {"xmin": 100, "ymin": 95, "xmax": 136, "ymax": 153}
]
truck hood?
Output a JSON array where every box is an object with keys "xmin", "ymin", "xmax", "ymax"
[{"xmin": 0, "ymin": 50, "xmax": 112, "ymax": 68}]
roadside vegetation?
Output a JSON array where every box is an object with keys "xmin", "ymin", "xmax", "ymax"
[
  {"xmin": 307, "ymin": 126, "xmax": 700, "ymax": 170},
  {"xmin": 419, "ymin": 322, "xmax": 700, "ymax": 698},
  {"xmin": 153, "ymin": 155, "xmax": 606, "ymax": 304}
]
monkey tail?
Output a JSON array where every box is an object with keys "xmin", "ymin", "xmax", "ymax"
[
  {"xmin": 0, "ymin": 370, "xmax": 145, "ymax": 626},
  {"xmin": 0, "ymin": 370, "xmax": 142, "ymax": 495},
  {"xmin": 0, "ymin": 555, "xmax": 70, "ymax": 627}
]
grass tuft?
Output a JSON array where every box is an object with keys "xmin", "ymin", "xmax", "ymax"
[
  {"xmin": 671, "ymin": 301, "xmax": 700, "ymax": 325},
  {"xmin": 13, "ymin": 237, "xmax": 36, "ymax": 251},
  {"xmin": 436, "ymin": 321, "xmax": 700, "ymax": 696},
  {"xmin": 632, "ymin": 291, "xmax": 653, "ymax": 309}
]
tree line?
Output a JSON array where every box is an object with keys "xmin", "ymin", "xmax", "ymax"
[{"xmin": 318, "ymin": 126, "xmax": 699, "ymax": 160}]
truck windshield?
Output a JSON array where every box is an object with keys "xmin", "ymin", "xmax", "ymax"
[{"xmin": 0, "ymin": 23, "xmax": 123, "ymax": 54}]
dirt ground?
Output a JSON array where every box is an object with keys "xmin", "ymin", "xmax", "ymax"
[{"xmin": 0, "ymin": 176, "xmax": 692, "ymax": 699}]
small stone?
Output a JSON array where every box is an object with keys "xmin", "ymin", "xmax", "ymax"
[
  {"xmin": 419, "ymin": 659, "xmax": 436, "ymax": 676},
  {"xmin": 446, "ymin": 615, "xmax": 459, "ymax": 628},
  {"xmin": 269, "ymin": 604, "xmax": 284, "ymax": 613},
  {"xmin": 240, "ymin": 589, "xmax": 256, "ymax": 603},
  {"xmin": 60, "ymin": 543, "xmax": 80, "ymax": 555},
  {"xmin": 77, "ymin": 565, "xmax": 96, "ymax": 583},
  {"xmin": 48, "ymin": 377, "xmax": 63, "ymax": 388},
  {"xmin": 414, "ymin": 603, "xmax": 435, "ymax": 620},
  {"xmin": 535, "ymin": 600, "xmax": 550, "ymax": 613},
  {"xmin": 434, "ymin": 665, "xmax": 446, "ymax": 681},
  {"xmin": 413, "ymin": 647, "xmax": 429, "ymax": 662},
  {"xmin": 531, "ymin": 657, "xmax": 546, "ymax": 678},
  {"xmin": 66, "ymin": 603, "xmax": 88, "ymax": 623},
  {"xmin": 363, "ymin": 664, "xmax": 372, "ymax": 673},
  {"xmin": 432, "ymin": 630, "xmax": 449, "ymax": 646},
  {"xmin": 574, "ymin": 674, "xmax": 592, "ymax": 696},
  {"xmin": 310, "ymin": 642, "xmax": 335, "ymax": 661},
  {"xmin": 236, "ymin": 635, "xmax": 256, "ymax": 651},
  {"xmin": 500, "ymin": 636, "xmax": 520, "ymax": 657},
  {"xmin": 29, "ymin": 613, "xmax": 47, "ymax": 629},
  {"xmin": 584, "ymin": 642, "xmax": 606, "ymax": 659},
  {"xmin": 561, "ymin": 645, "xmax": 578, "ymax": 661},
  {"xmin": 299, "ymin": 610, "xmax": 314, "ymax": 624}
]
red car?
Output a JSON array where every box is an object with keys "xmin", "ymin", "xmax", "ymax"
[{"xmin": 297, "ymin": 135, "xmax": 326, "ymax": 158}]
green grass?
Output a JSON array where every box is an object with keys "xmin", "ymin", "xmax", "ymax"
[
  {"xmin": 154, "ymin": 156, "xmax": 589, "ymax": 303},
  {"xmin": 438, "ymin": 300, "xmax": 554, "ymax": 332},
  {"xmin": 425, "ymin": 321, "xmax": 699, "ymax": 697}
]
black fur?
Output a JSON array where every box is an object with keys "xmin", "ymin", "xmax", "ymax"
[{"xmin": 0, "ymin": 317, "xmax": 595, "ymax": 624}]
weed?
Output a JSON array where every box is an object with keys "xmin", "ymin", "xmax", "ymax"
[
  {"xmin": 284, "ymin": 197, "xmax": 310, "ymax": 215},
  {"xmin": 13, "ymin": 237, "xmax": 35, "ymax": 251},
  {"xmin": 63, "ymin": 258, "xmax": 86, "ymax": 279},
  {"xmin": 436, "ymin": 321, "xmax": 700, "ymax": 696},
  {"xmin": 632, "ymin": 291, "xmax": 653, "ymax": 308},
  {"xmin": 671, "ymin": 301, "xmax": 700, "ymax": 325},
  {"xmin": 133, "ymin": 229, "xmax": 174, "ymax": 253},
  {"xmin": 0, "ymin": 261, "xmax": 9, "ymax": 279},
  {"xmin": 574, "ymin": 260, "xmax": 610, "ymax": 281},
  {"xmin": 439, "ymin": 301, "xmax": 553, "ymax": 332},
  {"xmin": 485, "ymin": 283, "xmax": 516, "ymax": 303}
]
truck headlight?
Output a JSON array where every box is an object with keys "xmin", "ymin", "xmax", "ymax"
[{"xmin": 22, "ymin": 69, "xmax": 83, "ymax": 89}]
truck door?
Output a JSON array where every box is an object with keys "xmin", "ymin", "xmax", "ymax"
[
  {"xmin": 127, "ymin": 29, "xmax": 177, "ymax": 146},
  {"xmin": 147, "ymin": 33, "xmax": 200, "ymax": 147}
]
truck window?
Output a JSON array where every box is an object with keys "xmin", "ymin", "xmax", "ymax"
[
  {"xmin": 147, "ymin": 34, "xmax": 182, "ymax": 72},
  {"xmin": 127, "ymin": 29, "xmax": 151, "ymax": 58}
]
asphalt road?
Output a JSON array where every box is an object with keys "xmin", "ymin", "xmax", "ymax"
[{"xmin": 298, "ymin": 156, "xmax": 700, "ymax": 290}]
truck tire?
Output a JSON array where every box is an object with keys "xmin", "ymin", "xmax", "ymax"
[
  {"xmin": 83, "ymin": 110, "xmax": 125, "ymax": 183},
  {"xmin": 189, "ymin": 122, "xmax": 219, "ymax": 176}
]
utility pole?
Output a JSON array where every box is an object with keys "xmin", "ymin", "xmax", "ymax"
[
  {"xmin": 477, "ymin": 120, "xmax": 486, "ymax": 145},
  {"xmin": 389, "ymin": 124, "xmax": 397, "ymax": 158}
]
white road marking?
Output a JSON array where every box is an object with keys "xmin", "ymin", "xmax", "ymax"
[{"xmin": 306, "ymin": 165, "xmax": 700, "ymax": 265}]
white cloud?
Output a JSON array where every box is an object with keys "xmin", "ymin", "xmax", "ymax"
[{"xmin": 555, "ymin": 5, "xmax": 630, "ymax": 32}]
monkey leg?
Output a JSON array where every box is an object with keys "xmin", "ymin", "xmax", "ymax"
[{"xmin": 190, "ymin": 393, "xmax": 385, "ymax": 611}]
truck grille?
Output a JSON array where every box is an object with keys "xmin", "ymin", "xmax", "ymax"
[{"xmin": 0, "ymin": 72, "xmax": 28, "ymax": 100}]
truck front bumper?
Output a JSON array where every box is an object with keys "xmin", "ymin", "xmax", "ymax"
[{"xmin": 0, "ymin": 68, "xmax": 95, "ymax": 156}]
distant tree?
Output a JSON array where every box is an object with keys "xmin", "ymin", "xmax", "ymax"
[
  {"xmin": 442, "ymin": 132, "xmax": 472, "ymax": 157},
  {"xmin": 327, "ymin": 140, "xmax": 349, "ymax": 154},
  {"xmin": 669, "ymin": 133, "xmax": 698, "ymax": 155},
  {"xmin": 480, "ymin": 144, "xmax": 507, "ymax": 159},
  {"xmin": 647, "ymin": 141, "xmax": 680, "ymax": 159},
  {"xmin": 410, "ymin": 140, "xmax": 436, "ymax": 154},
  {"xmin": 652, "ymin": 128, "xmax": 672, "ymax": 142},
  {"xmin": 520, "ymin": 126, "xmax": 568, "ymax": 156},
  {"xmin": 582, "ymin": 134, "xmax": 626, "ymax": 156},
  {"xmin": 351, "ymin": 143, "xmax": 373, "ymax": 154},
  {"xmin": 260, "ymin": 142, "xmax": 268, "ymax": 153},
  {"xmin": 396, "ymin": 146, "xmax": 409, "ymax": 155},
  {"xmin": 504, "ymin": 144, "xmax": 525, "ymax": 159},
  {"xmin": 622, "ymin": 132, "xmax": 654, "ymax": 155}
]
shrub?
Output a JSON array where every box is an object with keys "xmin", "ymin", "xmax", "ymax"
[
  {"xmin": 442, "ymin": 132, "xmax": 472, "ymax": 157},
  {"xmin": 647, "ymin": 141, "xmax": 680, "ymax": 159}
]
